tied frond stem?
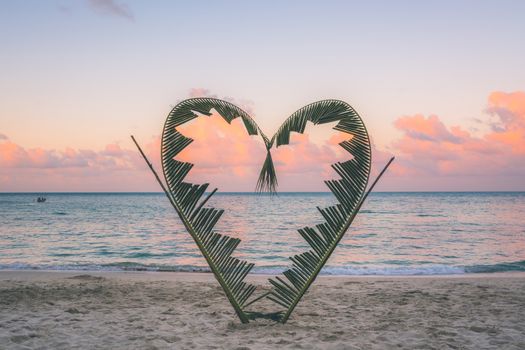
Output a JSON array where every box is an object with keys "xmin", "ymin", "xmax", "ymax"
[{"xmin": 256, "ymin": 150, "xmax": 278, "ymax": 193}]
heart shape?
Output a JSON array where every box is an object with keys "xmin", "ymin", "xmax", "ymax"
[{"xmin": 132, "ymin": 98, "xmax": 394, "ymax": 323}]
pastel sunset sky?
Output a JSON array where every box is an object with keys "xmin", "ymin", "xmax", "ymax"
[{"xmin": 1, "ymin": 0, "xmax": 524, "ymax": 192}]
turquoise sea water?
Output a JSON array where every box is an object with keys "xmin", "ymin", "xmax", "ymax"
[{"xmin": 1, "ymin": 192, "xmax": 524, "ymax": 275}]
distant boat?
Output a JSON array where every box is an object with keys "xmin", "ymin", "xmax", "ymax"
[{"xmin": 37, "ymin": 196, "xmax": 46, "ymax": 203}]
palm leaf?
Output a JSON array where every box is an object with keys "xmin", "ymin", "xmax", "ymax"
[
  {"xmin": 265, "ymin": 100, "xmax": 392, "ymax": 323},
  {"xmin": 158, "ymin": 98, "xmax": 269, "ymax": 323}
]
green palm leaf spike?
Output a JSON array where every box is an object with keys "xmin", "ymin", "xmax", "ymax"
[
  {"xmin": 265, "ymin": 100, "xmax": 395, "ymax": 323},
  {"xmin": 132, "ymin": 98, "xmax": 272, "ymax": 324}
]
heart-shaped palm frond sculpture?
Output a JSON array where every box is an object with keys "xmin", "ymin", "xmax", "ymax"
[{"xmin": 131, "ymin": 97, "xmax": 394, "ymax": 324}]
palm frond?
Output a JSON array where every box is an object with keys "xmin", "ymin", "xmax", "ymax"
[
  {"xmin": 160, "ymin": 98, "xmax": 268, "ymax": 323},
  {"xmin": 265, "ymin": 100, "xmax": 376, "ymax": 323}
]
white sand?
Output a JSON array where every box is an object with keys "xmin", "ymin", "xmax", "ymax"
[{"xmin": 1, "ymin": 270, "xmax": 524, "ymax": 349}]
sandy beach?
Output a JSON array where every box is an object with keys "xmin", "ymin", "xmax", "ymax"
[{"xmin": 0, "ymin": 271, "xmax": 524, "ymax": 349}]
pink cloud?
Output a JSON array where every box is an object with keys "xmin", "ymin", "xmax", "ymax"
[
  {"xmin": 187, "ymin": 88, "xmax": 256, "ymax": 117},
  {"xmin": 2, "ymin": 90, "xmax": 525, "ymax": 192},
  {"xmin": 137, "ymin": 110, "xmax": 359, "ymax": 192},
  {"xmin": 486, "ymin": 91, "xmax": 525, "ymax": 154},
  {"xmin": 175, "ymin": 113, "xmax": 266, "ymax": 191},
  {"xmin": 175, "ymin": 115, "xmax": 389, "ymax": 191},
  {"xmin": 269, "ymin": 132, "xmax": 346, "ymax": 190},
  {"xmin": 388, "ymin": 91, "xmax": 525, "ymax": 190},
  {"xmin": 0, "ymin": 137, "xmax": 161, "ymax": 191},
  {"xmin": 0, "ymin": 139, "xmax": 140, "ymax": 170},
  {"xmin": 394, "ymin": 115, "xmax": 463, "ymax": 144}
]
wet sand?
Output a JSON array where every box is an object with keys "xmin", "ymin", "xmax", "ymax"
[{"xmin": 1, "ymin": 270, "xmax": 524, "ymax": 349}]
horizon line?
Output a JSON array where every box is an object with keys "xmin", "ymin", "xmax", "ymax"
[{"xmin": 1, "ymin": 191, "xmax": 524, "ymax": 194}]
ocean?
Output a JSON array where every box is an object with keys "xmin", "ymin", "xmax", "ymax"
[{"xmin": 1, "ymin": 192, "xmax": 524, "ymax": 276}]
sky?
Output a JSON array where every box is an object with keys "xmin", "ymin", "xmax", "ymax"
[{"xmin": 1, "ymin": 0, "xmax": 524, "ymax": 192}]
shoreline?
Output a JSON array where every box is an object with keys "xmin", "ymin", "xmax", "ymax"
[
  {"xmin": 2, "ymin": 269, "xmax": 525, "ymax": 282},
  {"xmin": 0, "ymin": 270, "xmax": 525, "ymax": 283}
]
